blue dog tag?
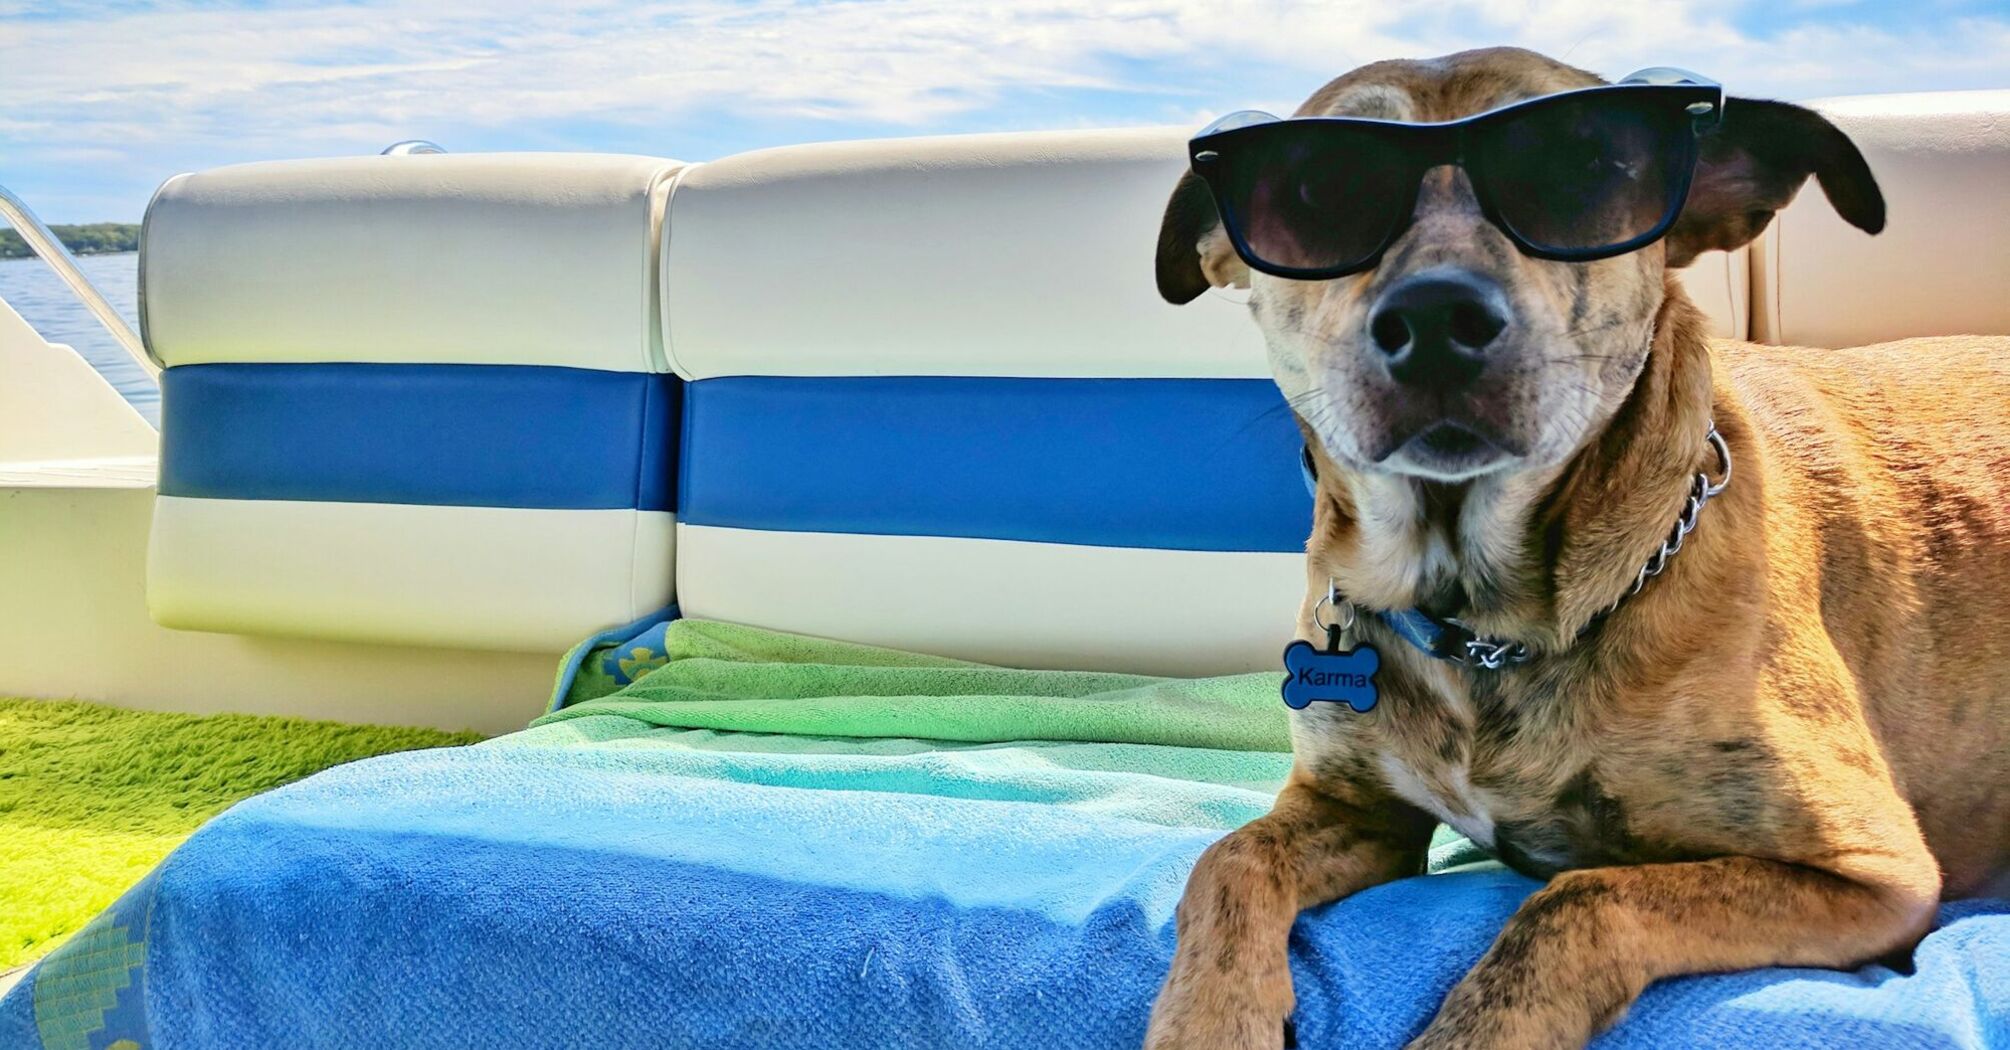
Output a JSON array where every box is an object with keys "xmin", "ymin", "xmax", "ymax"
[{"xmin": 1280, "ymin": 639, "xmax": 1381, "ymax": 712}]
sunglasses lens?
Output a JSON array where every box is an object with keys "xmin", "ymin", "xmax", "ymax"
[
  {"xmin": 1211, "ymin": 125, "xmax": 1415, "ymax": 274},
  {"xmin": 1476, "ymin": 93, "xmax": 1691, "ymax": 253}
]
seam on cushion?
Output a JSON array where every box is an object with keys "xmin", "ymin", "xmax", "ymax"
[
  {"xmin": 640, "ymin": 162, "xmax": 684, "ymax": 374},
  {"xmin": 656, "ymin": 162, "xmax": 701, "ymax": 380},
  {"xmin": 676, "ymin": 376, "xmax": 694, "ymax": 516},
  {"xmin": 632, "ymin": 375, "xmax": 652, "ymax": 510}
]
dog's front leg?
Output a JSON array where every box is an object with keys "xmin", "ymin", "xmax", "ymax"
[
  {"xmin": 1408, "ymin": 853, "xmax": 1942, "ymax": 1050},
  {"xmin": 1146, "ymin": 775, "xmax": 1433, "ymax": 1050}
]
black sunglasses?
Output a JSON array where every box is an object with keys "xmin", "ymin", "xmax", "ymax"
[{"xmin": 1188, "ymin": 68, "xmax": 1724, "ymax": 280}]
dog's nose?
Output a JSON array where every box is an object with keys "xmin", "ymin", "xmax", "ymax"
[{"xmin": 1367, "ymin": 268, "xmax": 1511, "ymax": 389}]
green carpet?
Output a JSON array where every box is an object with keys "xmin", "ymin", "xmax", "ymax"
[{"xmin": 0, "ymin": 698, "xmax": 481, "ymax": 971}]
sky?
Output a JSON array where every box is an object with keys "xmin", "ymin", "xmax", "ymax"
[{"xmin": 4, "ymin": 0, "xmax": 2008, "ymax": 222}]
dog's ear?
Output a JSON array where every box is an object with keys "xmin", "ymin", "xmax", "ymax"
[
  {"xmin": 1155, "ymin": 171, "xmax": 1250, "ymax": 304},
  {"xmin": 1665, "ymin": 98, "xmax": 1884, "ymax": 268}
]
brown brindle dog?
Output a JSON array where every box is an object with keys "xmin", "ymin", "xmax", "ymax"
[{"xmin": 1146, "ymin": 47, "xmax": 2010, "ymax": 1050}]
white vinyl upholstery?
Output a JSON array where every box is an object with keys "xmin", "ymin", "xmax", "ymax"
[
  {"xmin": 149, "ymin": 498, "xmax": 674, "ymax": 652},
  {"xmin": 664, "ymin": 128, "xmax": 1268, "ymax": 380},
  {"xmin": 143, "ymin": 152, "xmax": 683, "ymax": 652},
  {"xmin": 1678, "ymin": 246, "xmax": 1748, "ymax": 341},
  {"xmin": 665, "ymin": 130, "xmax": 1300, "ymax": 673},
  {"xmin": 678, "ymin": 527, "xmax": 1300, "ymax": 676},
  {"xmin": 144, "ymin": 153, "xmax": 680, "ymax": 370},
  {"xmin": 1755, "ymin": 90, "xmax": 2010, "ymax": 346}
]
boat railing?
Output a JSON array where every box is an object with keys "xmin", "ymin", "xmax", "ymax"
[{"xmin": 0, "ymin": 181, "xmax": 158, "ymax": 381}]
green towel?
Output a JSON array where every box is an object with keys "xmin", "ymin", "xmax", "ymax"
[
  {"xmin": 538, "ymin": 619, "xmax": 1292, "ymax": 752},
  {"xmin": 526, "ymin": 618, "xmax": 1491, "ymax": 867}
]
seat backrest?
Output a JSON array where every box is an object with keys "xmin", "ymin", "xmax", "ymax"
[
  {"xmin": 664, "ymin": 129, "xmax": 1295, "ymax": 674},
  {"xmin": 1754, "ymin": 89, "xmax": 2010, "ymax": 346},
  {"xmin": 659, "ymin": 128, "xmax": 1745, "ymax": 674},
  {"xmin": 142, "ymin": 152, "xmax": 682, "ymax": 651}
]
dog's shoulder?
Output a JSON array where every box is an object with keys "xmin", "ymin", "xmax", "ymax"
[
  {"xmin": 1714, "ymin": 335, "xmax": 2009, "ymax": 420},
  {"xmin": 1712, "ymin": 335, "xmax": 2010, "ymax": 488}
]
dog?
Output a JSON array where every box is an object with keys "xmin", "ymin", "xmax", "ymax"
[{"xmin": 1146, "ymin": 46, "xmax": 2009, "ymax": 1050}]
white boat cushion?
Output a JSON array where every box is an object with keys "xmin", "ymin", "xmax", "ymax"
[
  {"xmin": 1754, "ymin": 90, "xmax": 2010, "ymax": 347},
  {"xmin": 143, "ymin": 152, "xmax": 680, "ymax": 371},
  {"xmin": 149, "ymin": 498, "xmax": 674, "ymax": 653},
  {"xmin": 142, "ymin": 153, "xmax": 683, "ymax": 652}
]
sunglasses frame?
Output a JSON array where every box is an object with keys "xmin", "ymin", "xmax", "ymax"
[{"xmin": 1188, "ymin": 69, "xmax": 1726, "ymax": 280}]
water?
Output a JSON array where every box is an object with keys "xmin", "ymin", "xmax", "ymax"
[{"xmin": 0, "ymin": 251, "xmax": 158, "ymax": 425}]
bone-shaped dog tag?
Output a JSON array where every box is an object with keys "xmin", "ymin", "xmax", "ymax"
[{"xmin": 1280, "ymin": 639, "xmax": 1381, "ymax": 712}]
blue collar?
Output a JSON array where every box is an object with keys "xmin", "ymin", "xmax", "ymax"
[{"xmin": 1299, "ymin": 445, "xmax": 1532, "ymax": 669}]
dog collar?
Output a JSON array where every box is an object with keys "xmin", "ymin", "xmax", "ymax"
[{"xmin": 1298, "ymin": 426, "xmax": 1732, "ymax": 670}]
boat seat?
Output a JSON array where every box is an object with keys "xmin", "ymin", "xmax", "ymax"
[{"xmin": 141, "ymin": 152, "xmax": 684, "ymax": 651}]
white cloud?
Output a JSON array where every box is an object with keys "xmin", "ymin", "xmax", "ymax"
[{"xmin": 2, "ymin": 0, "xmax": 2005, "ymax": 218}]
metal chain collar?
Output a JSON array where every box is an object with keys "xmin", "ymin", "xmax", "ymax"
[
  {"xmin": 1310, "ymin": 423, "xmax": 1733, "ymax": 671},
  {"xmin": 1457, "ymin": 423, "xmax": 1732, "ymax": 669}
]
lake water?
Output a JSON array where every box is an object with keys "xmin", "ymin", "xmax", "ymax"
[{"xmin": 0, "ymin": 251, "xmax": 158, "ymax": 425}]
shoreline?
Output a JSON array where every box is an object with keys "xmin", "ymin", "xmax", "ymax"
[
  {"xmin": 0, "ymin": 247, "xmax": 137, "ymax": 259},
  {"xmin": 0, "ymin": 223, "xmax": 140, "ymax": 261},
  {"xmin": 0, "ymin": 249, "xmax": 137, "ymax": 261}
]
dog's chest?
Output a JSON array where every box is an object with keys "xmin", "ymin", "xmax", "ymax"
[
  {"xmin": 1375, "ymin": 743, "xmax": 1631, "ymax": 877},
  {"xmin": 1375, "ymin": 749, "xmax": 1506, "ymax": 850},
  {"xmin": 1298, "ymin": 688, "xmax": 1636, "ymax": 878}
]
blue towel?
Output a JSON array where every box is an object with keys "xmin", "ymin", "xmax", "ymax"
[{"xmin": 3, "ymin": 715, "xmax": 2004, "ymax": 1049}]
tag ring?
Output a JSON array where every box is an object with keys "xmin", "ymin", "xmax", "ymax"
[{"xmin": 1313, "ymin": 580, "xmax": 1355, "ymax": 634}]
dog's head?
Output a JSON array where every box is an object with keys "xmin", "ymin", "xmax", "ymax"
[{"xmin": 1157, "ymin": 47, "xmax": 1882, "ymax": 483}]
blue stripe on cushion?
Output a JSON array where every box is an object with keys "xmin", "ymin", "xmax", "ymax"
[
  {"xmin": 679, "ymin": 376, "xmax": 1312, "ymax": 553},
  {"xmin": 160, "ymin": 363, "xmax": 678, "ymax": 510}
]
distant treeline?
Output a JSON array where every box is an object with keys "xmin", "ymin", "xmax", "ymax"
[{"xmin": 0, "ymin": 223, "xmax": 139, "ymax": 259}]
